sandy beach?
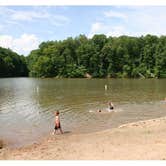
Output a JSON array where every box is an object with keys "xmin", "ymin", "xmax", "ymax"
[{"xmin": 1, "ymin": 116, "xmax": 166, "ymax": 160}]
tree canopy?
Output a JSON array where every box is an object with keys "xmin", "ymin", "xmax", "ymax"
[
  {"xmin": 0, "ymin": 47, "xmax": 28, "ymax": 77},
  {"xmin": 26, "ymin": 34, "xmax": 166, "ymax": 78},
  {"xmin": 0, "ymin": 34, "xmax": 166, "ymax": 78}
]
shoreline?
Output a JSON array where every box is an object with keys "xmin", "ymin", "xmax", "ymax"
[{"xmin": 1, "ymin": 116, "xmax": 166, "ymax": 160}]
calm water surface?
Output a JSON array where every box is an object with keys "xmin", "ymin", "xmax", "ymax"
[{"xmin": 0, "ymin": 78, "xmax": 166, "ymax": 147}]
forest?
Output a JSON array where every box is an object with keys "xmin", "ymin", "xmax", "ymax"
[
  {"xmin": 0, "ymin": 34, "xmax": 166, "ymax": 78},
  {"xmin": 0, "ymin": 47, "xmax": 28, "ymax": 77}
]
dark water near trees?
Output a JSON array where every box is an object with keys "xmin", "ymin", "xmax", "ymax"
[{"xmin": 0, "ymin": 78, "xmax": 166, "ymax": 147}]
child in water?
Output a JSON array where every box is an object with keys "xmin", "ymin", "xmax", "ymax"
[
  {"xmin": 97, "ymin": 101, "xmax": 114, "ymax": 113},
  {"xmin": 108, "ymin": 101, "xmax": 114, "ymax": 110},
  {"xmin": 53, "ymin": 111, "xmax": 63, "ymax": 134}
]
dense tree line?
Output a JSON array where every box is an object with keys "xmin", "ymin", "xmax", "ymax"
[
  {"xmin": 0, "ymin": 47, "xmax": 28, "ymax": 77},
  {"xmin": 27, "ymin": 34, "xmax": 166, "ymax": 78},
  {"xmin": 0, "ymin": 34, "xmax": 166, "ymax": 78}
]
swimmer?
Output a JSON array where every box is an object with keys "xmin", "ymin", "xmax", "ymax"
[
  {"xmin": 98, "ymin": 109, "xmax": 102, "ymax": 112},
  {"xmin": 108, "ymin": 101, "xmax": 114, "ymax": 110}
]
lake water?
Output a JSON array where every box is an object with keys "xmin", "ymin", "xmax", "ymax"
[{"xmin": 0, "ymin": 78, "xmax": 166, "ymax": 148}]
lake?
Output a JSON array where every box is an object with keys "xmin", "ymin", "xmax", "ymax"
[{"xmin": 0, "ymin": 78, "xmax": 166, "ymax": 147}]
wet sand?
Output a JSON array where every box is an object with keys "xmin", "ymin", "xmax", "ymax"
[{"xmin": 1, "ymin": 116, "xmax": 166, "ymax": 160}]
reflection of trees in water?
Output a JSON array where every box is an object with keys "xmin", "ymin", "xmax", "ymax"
[
  {"xmin": 1, "ymin": 78, "xmax": 166, "ymax": 116},
  {"xmin": 34, "ymin": 78, "xmax": 166, "ymax": 111}
]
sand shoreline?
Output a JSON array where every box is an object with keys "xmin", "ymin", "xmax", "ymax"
[{"xmin": 1, "ymin": 116, "xmax": 166, "ymax": 160}]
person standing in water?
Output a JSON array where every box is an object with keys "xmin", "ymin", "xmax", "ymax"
[
  {"xmin": 108, "ymin": 101, "xmax": 114, "ymax": 110},
  {"xmin": 53, "ymin": 111, "xmax": 63, "ymax": 134}
]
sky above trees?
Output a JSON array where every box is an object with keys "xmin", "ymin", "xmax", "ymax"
[{"xmin": 1, "ymin": 6, "xmax": 166, "ymax": 55}]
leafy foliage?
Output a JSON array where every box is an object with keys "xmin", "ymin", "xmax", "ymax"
[
  {"xmin": 1, "ymin": 34, "xmax": 166, "ymax": 78},
  {"xmin": 0, "ymin": 47, "xmax": 28, "ymax": 77},
  {"xmin": 27, "ymin": 34, "xmax": 166, "ymax": 78}
]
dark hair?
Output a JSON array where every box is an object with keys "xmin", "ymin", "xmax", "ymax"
[{"xmin": 56, "ymin": 111, "xmax": 59, "ymax": 115}]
